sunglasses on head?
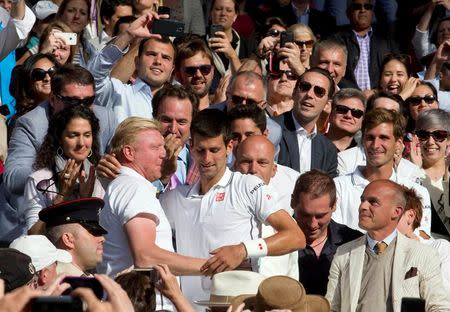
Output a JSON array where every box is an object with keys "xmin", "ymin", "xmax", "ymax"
[
  {"xmin": 335, "ymin": 104, "xmax": 364, "ymax": 119},
  {"xmin": 406, "ymin": 95, "xmax": 436, "ymax": 106},
  {"xmin": 230, "ymin": 95, "xmax": 259, "ymax": 106},
  {"xmin": 416, "ymin": 129, "xmax": 448, "ymax": 142},
  {"xmin": 295, "ymin": 40, "xmax": 314, "ymax": 49},
  {"xmin": 56, "ymin": 94, "xmax": 95, "ymax": 106},
  {"xmin": 350, "ymin": 3, "xmax": 374, "ymax": 11},
  {"xmin": 269, "ymin": 70, "xmax": 298, "ymax": 81},
  {"xmin": 182, "ymin": 65, "xmax": 212, "ymax": 76},
  {"xmin": 298, "ymin": 81, "xmax": 327, "ymax": 98},
  {"xmin": 31, "ymin": 67, "xmax": 56, "ymax": 81}
]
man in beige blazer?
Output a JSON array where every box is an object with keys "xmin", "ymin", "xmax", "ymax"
[{"xmin": 326, "ymin": 180, "xmax": 450, "ymax": 311}]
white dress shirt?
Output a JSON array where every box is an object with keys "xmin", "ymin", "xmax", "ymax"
[{"xmin": 292, "ymin": 112, "xmax": 317, "ymax": 174}]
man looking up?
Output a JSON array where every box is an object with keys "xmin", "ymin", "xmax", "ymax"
[
  {"xmin": 326, "ymin": 180, "xmax": 450, "ymax": 311},
  {"xmin": 88, "ymin": 12, "xmax": 175, "ymax": 122},
  {"xmin": 292, "ymin": 170, "xmax": 362, "ymax": 295},
  {"xmin": 160, "ymin": 109, "xmax": 305, "ymax": 305},
  {"xmin": 275, "ymin": 67, "xmax": 338, "ymax": 176}
]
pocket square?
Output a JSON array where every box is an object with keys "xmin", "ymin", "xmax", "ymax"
[{"xmin": 404, "ymin": 267, "xmax": 418, "ymax": 279}]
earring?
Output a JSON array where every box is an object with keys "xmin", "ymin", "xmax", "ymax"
[
  {"xmin": 57, "ymin": 146, "xmax": 64, "ymax": 157},
  {"xmin": 88, "ymin": 149, "xmax": 93, "ymax": 158}
]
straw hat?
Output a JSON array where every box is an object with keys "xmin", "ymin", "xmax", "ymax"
[
  {"xmin": 194, "ymin": 271, "xmax": 266, "ymax": 307},
  {"xmin": 231, "ymin": 275, "xmax": 330, "ymax": 312}
]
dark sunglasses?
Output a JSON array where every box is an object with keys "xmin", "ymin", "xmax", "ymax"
[
  {"xmin": 406, "ymin": 95, "xmax": 436, "ymax": 106},
  {"xmin": 295, "ymin": 40, "xmax": 314, "ymax": 48},
  {"xmin": 335, "ymin": 104, "xmax": 364, "ymax": 119},
  {"xmin": 269, "ymin": 70, "xmax": 298, "ymax": 81},
  {"xmin": 416, "ymin": 129, "xmax": 448, "ymax": 142},
  {"xmin": 56, "ymin": 94, "xmax": 95, "ymax": 106},
  {"xmin": 267, "ymin": 29, "xmax": 281, "ymax": 37},
  {"xmin": 298, "ymin": 81, "xmax": 327, "ymax": 98},
  {"xmin": 31, "ymin": 67, "xmax": 56, "ymax": 81},
  {"xmin": 230, "ymin": 95, "xmax": 259, "ymax": 106},
  {"xmin": 182, "ymin": 65, "xmax": 212, "ymax": 76},
  {"xmin": 350, "ymin": 3, "xmax": 374, "ymax": 11}
]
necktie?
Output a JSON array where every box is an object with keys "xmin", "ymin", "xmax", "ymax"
[{"xmin": 374, "ymin": 241, "xmax": 388, "ymax": 254}]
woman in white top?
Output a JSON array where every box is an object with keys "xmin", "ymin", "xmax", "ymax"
[{"xmin": 23, "ymin": 105, "xmax": 104, "ymax": 234}]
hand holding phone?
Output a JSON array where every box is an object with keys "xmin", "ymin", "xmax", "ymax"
[
  {"xmin": 151, "ymin": 19, "xmax": 185, "ymax": 37},
  {"xmin": 210, "ymin": 24, "xmax": 224, "ymax": 38},
  {"xmin": 280, "ymin": 31, "xmax": 294, "ymax": 48},
  {"xmin": 53, "ymin": 31, "xmax": 77, "ymax": 45},
  {"xmin": 62, "ymin": 276, "xmax": 104, "ymax": 300}
]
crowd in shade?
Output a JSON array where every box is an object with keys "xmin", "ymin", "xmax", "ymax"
[{"xmin": 1, "ymin": 0, "xmax": 450, "ymax": 311}]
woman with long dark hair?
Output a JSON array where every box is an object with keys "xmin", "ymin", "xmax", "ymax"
[{"xmin": 23, "ymin": 105, "xmax": 104, "ymax": 234}]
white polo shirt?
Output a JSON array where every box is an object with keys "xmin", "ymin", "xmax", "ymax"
[
  {"xmin": 269, "ymin": 164, "xmax": 300, "ymax": 216},
  {"xmin": 99, "ymin": 166, "xmax": 174, "ymax": 310},
  {"xmin": 160, "ymin": 168, "xmax": 282, "ymax": 305},
  {"xmin": 333, "ymin": 166, "xmax": 432, "ymax": 234},
  {"xmin": 337, "ymin": 145, "xmax": 424, "ymax": 184}
]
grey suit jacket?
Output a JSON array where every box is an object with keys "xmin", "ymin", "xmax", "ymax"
[
  {"xmin": 326, "ymin": 233, "xmax": 450, "ymax": 312},
  {"xmin": 4, "ymin": 102, "xmax": 116, "ymax": 195},
  {"xmin": 274, "ymin": 111, "xmax": 337, "ymax": 177}
]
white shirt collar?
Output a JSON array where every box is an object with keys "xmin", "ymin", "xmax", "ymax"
[
  {"xmin": 187, "ymin": 167, "xmax": 234, "ymax": 197},
  {"xmin": 351, "ymin": 166, "xmax": 396, "ymax": 188},
  {"xmin": 120, "ymin": 166, "xmax": 157, "ymax": 191},
  {"xmin": 366, "ymin": 229, "xmax": 398, "ymax": 253},
  {"xmin": 291, "ymin": 111, "xmax": 317, "ymax": 137},
  {"xmin": 132, "ymin": 78, "xmax": 153, "ymax": 95}
]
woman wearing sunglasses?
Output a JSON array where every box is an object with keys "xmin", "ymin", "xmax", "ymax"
[
  {"xmin": 10, "ymin": 53, "xmax": 59, "ymax": 128},
  {"xmin": 410, "ymin": 109, "xmax": 450, "ymax": 239},
  {"xmin": 23, "ymin": 105, "xmax": 104, "ymax": 234}
]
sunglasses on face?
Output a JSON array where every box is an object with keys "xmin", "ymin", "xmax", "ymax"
[
  {"xmin": 267, "ymin": 29, "xmax": 281, "ymax": 37},
  {"xmin": 416, "ymin": 129, "xmax": 448, "ymax": 142},
  {"xmin": 350, "ymin": 3, "xmax": 374, "ymax": 11},
  {"xmin": 406, "ymin": 95, "xmax": 436, "ymax": 106},
  {"xmin": 230, "ymin": 95, "xmax": 259, "ymax": 106},
  {"xmin": 269, "ymin": 70, "xmax": 299, "ymax": 81},
  {"xmin": 298, "ymin": 81, "xmax": 327, "ymax": 98},
  {"xmin": 295, "ymin": 40, "xmax": 314, "ymax": 49},
  {"xmin": 335, "ymin": 104, "xmax": 364, "ymax": 119},
  {"xmin": 56, "ymin": 94, "xmax": 95, "ymax": 106},
  {"xmin": 182, "ymin": 65, "xmax": 212, "ymax": 76},
  {"xmin": 31, "ymin": 67, "xmax": 56, "ymax": 81}
]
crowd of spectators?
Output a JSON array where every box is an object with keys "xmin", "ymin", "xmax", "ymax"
[{"xmin": 1, "ymin": 0, "xmax": 450, "ymax": 311}]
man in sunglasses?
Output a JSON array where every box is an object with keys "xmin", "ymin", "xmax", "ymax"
[
  {"xmin": 266, "ymin": 61, "xmax": 296, "ymax": 117},
  {"xmin": 325, "ymin": 88, "xmax": 366, "ymax": 152},
  {"xmin": 175, "ymin": 38, "xmax": 215, "ymax": 111},
  {"xmin": 332, "ymin": 0, "xmax": 399, "ymax": 90},
  {"xmin": 274, "ymin": 67, "xmax": 338, "ymax": 177},
  {"xmin": 333, "ymin": 108, "xmax": 432, "ymax": 235},
  {"xmin": 88, "ymin": 12, "xmax": 175, "ymax": 123},
  {"xmin": 3, "ymin": 64, "xmax": 116, "ymax": 242}
]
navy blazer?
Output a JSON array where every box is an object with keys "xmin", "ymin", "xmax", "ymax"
[{"xmin": 274, "ymin": 111, "xmax": 338, "ymax": 177}]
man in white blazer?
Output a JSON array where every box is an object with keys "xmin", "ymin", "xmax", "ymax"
[{"xmin": 326, "ymin": 179, "xmax": 450, "ymax": 312}]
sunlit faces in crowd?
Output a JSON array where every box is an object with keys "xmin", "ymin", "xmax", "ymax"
[
  {"xmin": 407, "ymin": 83, "xmax": 439, "ymax": 121},
  {"xmin": 268, "ymin": 61, "xmax": 297, "ymax": 100},
  {"xmin": 379, "ymin": 58, "xmax": 409, "ymax": 96},
  {"xmin": 177, "ymin": 52, "xmax": 214, "ymax": 99},
  {"xmin": 60, "ymin": 117, "xmax": 93, "ymax": 163},
  {"xmin": 330, "ymin": 94, "xmax": 365, "ymax": 135},
  {"xmin": 363, "ymin": 122, "xmax": 399, "ymax": 168},
  {"xmin": 358, "ymin": 180, "xmax": 404, "ymax": 233},
  {"xmin": 31, "ymin": 57, "xmax": 57, "ymax": 101},
  {"xmin": 58, "ymin": 0, "xmax": 90, "ymax": 35},
  {"xmin": 50, "ymin": 82, "xmax": 95, "ymax": 113},
  {"xmin": 136, "ymin": 38, "xmax": 175, "ymax": 89},
  {"xmin": 209, "ymin": 0, "xmax": 238, "ymax": 32},
  {"xmin": 314, "ymin": 46, "xmax": 347, "ymax": 85}
]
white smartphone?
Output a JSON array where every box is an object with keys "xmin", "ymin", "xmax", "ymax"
[{"xmin": 54, "ymin": 32, "xmax": 78, "ymax": 45}]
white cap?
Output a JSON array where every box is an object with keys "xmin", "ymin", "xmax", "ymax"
[
  {"xmin": 10, "ymin": 235, "xmax": 72, "ymax": 271},
  {"xmin": 32, "ymin": 1, "xmax": 59, "ymax": 20}
]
